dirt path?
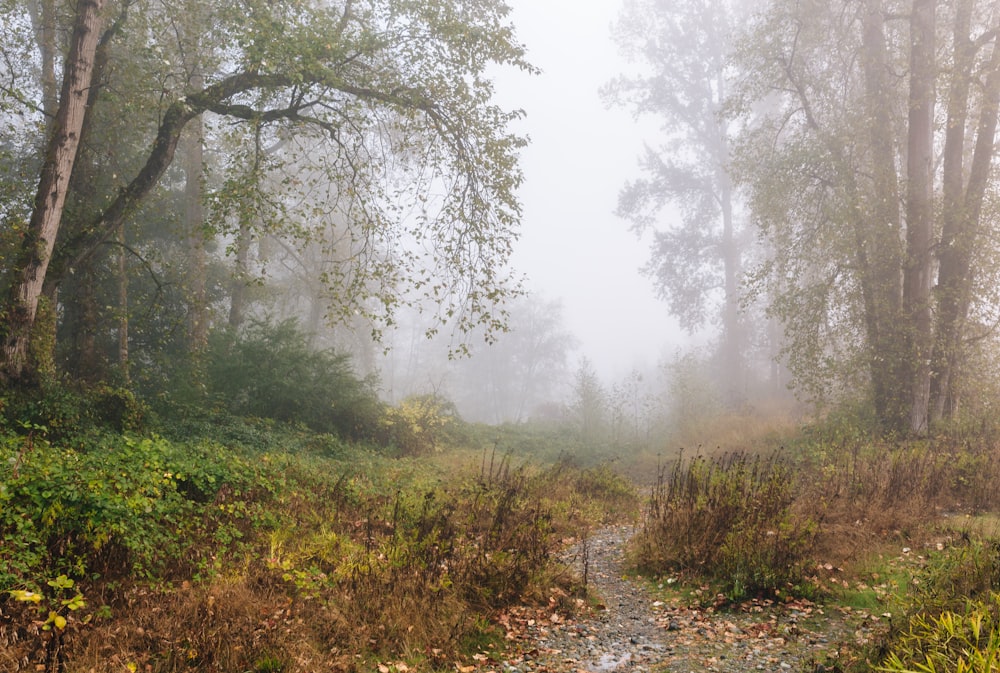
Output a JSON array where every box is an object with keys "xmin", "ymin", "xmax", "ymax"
[{"xmin": 500, "ymin": 526, "xmax": 882, "ymax": 673}]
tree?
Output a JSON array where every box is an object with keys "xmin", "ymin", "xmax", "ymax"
[
  {"xmin": 930, "ymin": 0, "xmax": 1000, "ymax": 421},
  {"xmin": 733, "ymin": 0, "xmax": 1000, "ymax": 433},
  {"xmin": 0, "ymin": 0, "xmax": 533, "ymax": 387},
  {"xmin": 448, "ymin": 295, "xmax": 577, "ymax": 423},
  {"xmin": 1, "ymin": 0, "xmax": 105, "ymax": 384},
  {"xmin": 604, "ymin": 0, "xmax": 757, "ymax": 407},
  {"xmin": 570, "ymin": 357, "xmax": 608, "ymax": 448}
]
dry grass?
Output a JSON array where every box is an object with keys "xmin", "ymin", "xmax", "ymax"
[
  {"xmin": 798, "ymin": 436, "xmax": 1000, "ymax": 567},
  {"xmin": 629, "ymin": 422, "xmax": 1000, "ymax": 607},
  {"xmin": 630, "ymin": 450, "xmax": 817, "ymax": 601},
  {"xmin": 1, "ymin": 447, "xmax": 637, "ymax": 673}
]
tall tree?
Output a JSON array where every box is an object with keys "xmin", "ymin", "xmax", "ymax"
[
  {"xmin": 1, "ymin": 0, "xmax": 105, "ymax": 384},
  {"xmin": 733, "ymin": 0, "xmax": 1000, "ymax": 433},
  {"xmin": 0, "ymin": 0, "xmax": 533, "ymax": 387},
  {"xmin": 902, "ymin": 0, "xmax": 936, "ymax": 434},
  {"xmin": 931, "ymin": 0, "xmax": 1000, "ymax": 421},
  {"xmin": 605, "ymin": 0, "xmax": 755, "ymax": 407}
]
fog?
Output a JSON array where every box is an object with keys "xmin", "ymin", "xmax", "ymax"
[
  {"xmin": 371, "ymin": 0, "xmax": 697, "ymax": 423},
  {"xmin": 493, "ymin": 0, "xmax": 687, "ymax": 381}
]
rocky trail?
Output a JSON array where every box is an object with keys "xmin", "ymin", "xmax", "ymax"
[{"xmin": 497, "ymin": 526, "xmax": 887, "ymax": 673}]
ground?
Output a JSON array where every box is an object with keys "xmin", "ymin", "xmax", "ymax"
[{"xmin": 498, "ymin": 527, "xmax": 886, "ymax": 673}]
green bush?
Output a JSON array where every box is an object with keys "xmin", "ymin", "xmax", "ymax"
[
  {"xmin": 0, "ymin": 431, "xmax": 274, "ymax": 589},
  {"xmin": 879, "ymin": 594, "xmax": 1000, "ymax": 673},
  {"xmin": 1, "ymin": 381, "xmax": 89, "ymax": 440},
  {"xmin": 911, "ymin": 537, "xmax": 1000, "ymax": 614},
  {"xmin": 204, "ymin": 320, "xmax": 384, "ymax": 439},
  {"xmin": 1, "ymin": 380, "xmax": 148, "ymax": 439}
]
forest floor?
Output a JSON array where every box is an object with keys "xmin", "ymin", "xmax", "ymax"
[{"xmin": 496, "ymin": 526, "xmax": 889, "ymax": 673}]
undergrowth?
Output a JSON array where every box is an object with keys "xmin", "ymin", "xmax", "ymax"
[
  {"xmin": 0, "ymin": 425, "xmax": 638, "ymax": 673},
  {"xmin": 867, "ymin": 534, "xmax": 1000, "ymax": 673},
  {"xmin": 630, "ymin": 450, "xmax": 817, "ymax": 602}
]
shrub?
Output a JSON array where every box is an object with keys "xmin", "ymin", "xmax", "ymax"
[
  {"xmin": 378, "ymin": 394, "xmax": 461, "ymax": 456},
  {"xmin": 879, "ymin": 594, "xmax": 1000, "ymax": 673},
  {"xmin": 631, "ymin": 450, "xmax": 817, "ymax": 601},
  {"xmin": 0, "ymin": 431, "xmax": 273, "ymax": 588},
  {"xmin": 205, "ymin": 320, "xmax": 383, "ymax": 439},
  {"xmin": 909, "ymin": 537, "xmax": 1000, "ymax": 615}
]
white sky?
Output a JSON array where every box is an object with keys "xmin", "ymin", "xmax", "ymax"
[{"xmin": 491, "ymin": 0, "xmax": 686, "ymax": 380}]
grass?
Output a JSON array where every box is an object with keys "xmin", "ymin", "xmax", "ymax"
[
  {"xmin": 0, "ymin": 424, "xmax": 640, "ymax": 673},
  {"xmin": 629, "ymin": 450, "xmax": 818, "ymax": 602},
  {"xmin": 622, "ymin": 413, "xmax": 1000, "ymax": 672},
  {"xmin": 10, "ymin": 400, "xmax": 1000, "ymax": 673}
]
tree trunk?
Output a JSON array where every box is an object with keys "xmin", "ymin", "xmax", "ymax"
[
  {"xmin": 0, "ymin": 0, "xmax": 106, "ymax": 385},
  {"xmin": 713, "ymin": 62, "xmax": 744, "ymax": 409},
  {"xmin": 229, "ymin": 224, "xmax": 252, "ymax": 329},
  {"xmin": 184, "ymin": 110, "xmax": 208, "ymax": 353},
  {"xmin": 859, "ymin": 0, "xmax": 907, "ymax": 431},
  {"xmin": 75, "ymin": 261, "xmax": 101, "ymax": 382},
  {"xmin": 719, "ymin": 159, "xmax": 744, "ymax": 409},
  {"xmin": 903, "ymin": 0, "xmax": 936, "ymax": 435},
  {"xmin": 117, "ymin": 220, "xmax": 129, "ymax": 382},
  {"xmin": 932, "ymin": 14, "xmax": 1000, "ymax": 422},
  {"xmin": 27, "ymin": 0, "xmax": 59, "ymax": 122}
]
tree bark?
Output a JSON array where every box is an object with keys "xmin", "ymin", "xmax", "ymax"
[
  {"xmin": 932, "ymin": 13, "xmax": 1000, "ymax": 422},
  {"xmin": 859, "ymin": 0, "xmax": 907, "ymax": 431},
  {"xmin": 184, "ymin": 110, "xmax": 208, "ymax": 353},
  {"xmin": 0, "ymin": 0, "xmax": 106, "ymax": 385},
  {"xmin": 27, "ymin": 0, "xmax": 59, "ymax": 122},
  {"xmin": 117, "ymin": 221, "xmax": 129, "ymax": 382},
  {"xmin": 903, "ymin": 0, "xmax": 936, "ymax": 435},
  {"xmin": 228, "ymin": 225, "xmax": 252, "ymax": 330}
]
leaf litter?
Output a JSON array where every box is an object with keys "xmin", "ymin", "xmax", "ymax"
[{"xmin": 481, "ymin": 527, "xmax": 891, "ymax": 673}]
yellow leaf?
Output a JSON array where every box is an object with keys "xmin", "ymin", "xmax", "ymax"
[
  {"xmin": 53, "ymin": 614, "xmax": 67, "ymax": 630},
  {"xmin": 10, "ymin": 590, "xmax": 42, "ymax": 603}
]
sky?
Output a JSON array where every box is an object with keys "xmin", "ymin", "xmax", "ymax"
[{"xmin": 490, "ymin": 0, "xmax": 687, "ymax": 381}]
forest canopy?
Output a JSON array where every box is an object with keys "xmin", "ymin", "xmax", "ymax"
[{"xmin": 0, "ymin": 0, "xmax": 530, "ymax": 389}]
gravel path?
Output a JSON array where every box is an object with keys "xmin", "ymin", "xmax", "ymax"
[{"xmin": 501, "ymin": 526, "xmax": 882, "ymax": 673}]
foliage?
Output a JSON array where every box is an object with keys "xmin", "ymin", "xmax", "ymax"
[
  {"xmin": 605, "ymin": 0, "xmax": 757, "ymax": 407},
  {"xmin": 909, "ymin": 537, "xmax": 1000, "ymax": 618},
  {"xmin": 378, "ymin": 393, "xmax": 461, "ymax": 456},
  {"xmin": 203, "ymin": 319, "xmax": 383, "ymax": 439},
  {"xmin": 632, "ymin": 450, "xmax": 816, "ymax": 601},
  {"xmin": 0, "ymin": 430, "xmax": 270, "ymax": 589},
  {"xmin": 0, "ymin": 410, "xmax": 636, "ymax": 671},
  {"xmin": 866, "ymin": 534, "xmax": 1000, "ymax": 672},
  {"xmin": 729, "ymin": 0, "xmax": 1000, "ymax": 433},
  {"xmin": 2, "ymin": 380, "xmax": 148, "ymax": 440},
  {"xmin": 878, "ymin": 597, "xmax": 1000, "ymax": 673},
  {"xmin": 0, "ymin": 0, "xmax": 534, "ymax": 388}
]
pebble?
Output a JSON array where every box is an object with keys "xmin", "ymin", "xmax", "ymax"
[{"xmin": 503, "ymin": 526, "xmax": 865, "ymax": 673}]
